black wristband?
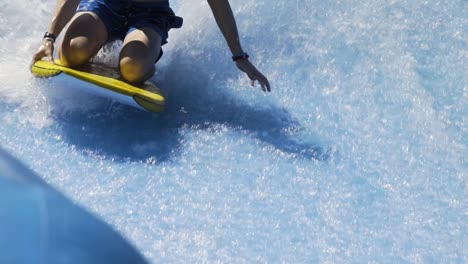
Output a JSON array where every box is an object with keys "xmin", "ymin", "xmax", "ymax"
[
  {"xmin": 232, "ymin": 52, "xmax": 249, "ymax": 62},
  {"xmin": 43, "ymin": 32, "xmax": 56, "ymax": 43}
]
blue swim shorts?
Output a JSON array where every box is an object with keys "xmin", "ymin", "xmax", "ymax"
[{"xmin": 77, "ymin": 0, "xmax": 183, "ymax": 45}]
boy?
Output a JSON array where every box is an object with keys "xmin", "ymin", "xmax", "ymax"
[{"xmin": 32, "ymin": 0, "xmax": 270, "ymax": 92}]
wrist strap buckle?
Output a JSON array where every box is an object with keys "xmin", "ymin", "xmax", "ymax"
[{"xmin": 43, "ymin": 32, "xmax": 56, "ymax": 43}]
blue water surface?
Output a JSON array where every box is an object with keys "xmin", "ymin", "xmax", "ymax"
[{"xmin": 0, "ymin": 0, "xmax": 466, "ymax": 262}]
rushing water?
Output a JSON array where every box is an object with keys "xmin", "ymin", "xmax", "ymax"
[{"xmin": 0, "ymin": 0, "xmax": 466, "ymax": 262}]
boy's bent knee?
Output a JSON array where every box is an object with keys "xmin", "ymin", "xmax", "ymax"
[
  {"xmin": 119, "ymin": 57, "xmax": 155, "ymax": 84},
  {"xmin": 59, "ymin": 37, "xmax": 94, "ymax": 68}
]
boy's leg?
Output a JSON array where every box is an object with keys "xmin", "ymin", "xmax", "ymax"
[
  {"xmin": 59, "ymin": 12, "xmax": 108, "ymax": 68},
  {"xmin": 119, "ymin": 27, "xmax": 162, "ymax": 84}
]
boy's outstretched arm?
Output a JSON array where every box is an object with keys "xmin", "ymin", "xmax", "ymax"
[
  {"xmin": 32, "ymin": 0, "xmax": 81, "ymax": 64},
  {"xmin": 207, "ymin": 0, "xmax": 271, "ymax": 92}
]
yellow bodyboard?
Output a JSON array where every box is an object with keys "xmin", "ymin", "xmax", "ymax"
[{"xmin": 31, "ymin": 60, "xmax": 166, "ymax": 112}]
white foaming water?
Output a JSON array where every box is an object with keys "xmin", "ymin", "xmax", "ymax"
[{"xmin": 0, "ymin": 0, "xmax": 466, "ymax": 262}]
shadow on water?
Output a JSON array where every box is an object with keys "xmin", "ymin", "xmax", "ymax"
[{"xmin": 51, "ymin": 54, "xmax": 330, "ymax": 163}]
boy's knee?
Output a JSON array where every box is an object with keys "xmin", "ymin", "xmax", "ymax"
[
  {"xmin": 119, "ymin": 57, "xmax": 154, "ymax": 84},
  {"xmin": 59, "ymin": 37, "xmax": 93, "ymax": 68}
]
